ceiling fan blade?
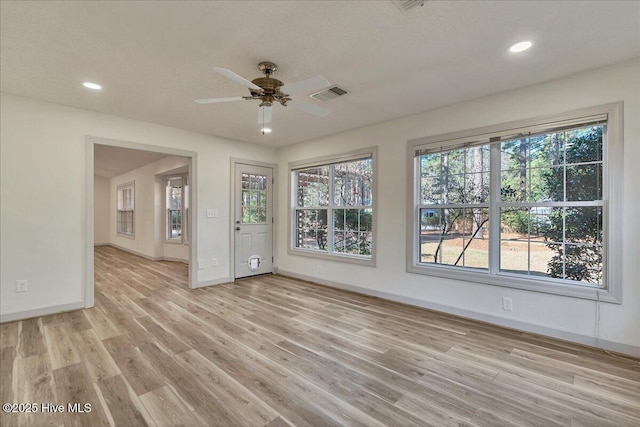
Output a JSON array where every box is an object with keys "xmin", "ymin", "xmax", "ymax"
[
  {"xmin": 258, "ymin": 106, "xmax": 273, "ymax": 124},
  {"xmin": 288, "ymin": 100, "xmax": 331, "ymax": 117},
  {"xmin": 194, "ymin": 96, "xmax": 245, "ymax": 104},
  {"xmin": 213, "ymin": 67, "xmax": 262, "ymax": 91},
  {"xmin": 280, "ymin": 75, "xmax": 330, "ymax": 95}
]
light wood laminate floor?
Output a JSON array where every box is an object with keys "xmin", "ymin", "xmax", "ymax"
[{"xmin": 1, "ymin": 246, "xmax": 639, "ymax": 426}]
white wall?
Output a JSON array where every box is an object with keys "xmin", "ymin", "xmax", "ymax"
[
  {"xmin": 0, "ymin": 93, "xmax": 277, "ymax": 319},
  {"xmin": 93, "ymin": 175, "xmax": 110, "ymax": 245},
  {"xmin": 109, "ymin": 155, "xmax": 189, "ymax": 262},
  {"xmin": 276, "ymin": 59, "xmax": 640, "ymax": 354}
]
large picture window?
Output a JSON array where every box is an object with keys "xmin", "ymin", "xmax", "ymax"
[
  {"xmin": 117, "ymin": 182, "xmax": 135, "ymax": 237},
  {"xmin": 291, "ymin": 148, "xmax": 375, "ymax": 264},
  {"xmin": 408, "ymin": 104, "xmax": 623, "ymax": 302}
]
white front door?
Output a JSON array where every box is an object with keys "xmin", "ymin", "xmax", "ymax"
[{"xmin": 234, "ymin": 164, "xmax": 273, "ymax": 278}]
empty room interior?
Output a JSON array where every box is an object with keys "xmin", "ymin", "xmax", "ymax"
[{"xmin": 1, "ymin": 1, "xmax": 639, "ymax": 426}]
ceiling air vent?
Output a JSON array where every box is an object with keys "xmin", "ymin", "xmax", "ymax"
[
  {"xmin": 310, "ymin": 85, "xmax": 350, "ymax": 102},
  {"xmin": 393, "ymin": 1, "xmax": 425, "ymax": 11}
]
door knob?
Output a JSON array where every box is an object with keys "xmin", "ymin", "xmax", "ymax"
[{"xmin": 235, "ymin": 226, "xmax": 241, "ymax": 231}]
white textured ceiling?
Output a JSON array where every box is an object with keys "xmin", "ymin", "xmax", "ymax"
[
  {"xmin": 94, "ymin": 145, "xmax": 168, "ymax": 178},
  {"xmin": 1, "ymin": 1, "xmax": 639, "ymax": 147}
]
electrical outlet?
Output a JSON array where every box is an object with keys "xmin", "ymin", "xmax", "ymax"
[
  {"xmin": 502, "ymin": 297, "xmax": 513, "ymax": 311},
  {"xmin": 212, "ymin": 258, "xmax": 218, "ymax": 267},
  {"xmin": 16, "ymin": 280, "xmax": 28, "ymax": 293},
  {"xmin": 316, "ymin": 265, "xmax": 323, "ymax": 276}
]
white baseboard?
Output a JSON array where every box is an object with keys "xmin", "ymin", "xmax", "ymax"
[
  {"xmin": 162, "ymin": 256, "xmax": 190, "ymax": 264},
  {"xmin": 1, "ymin": 301, "xmax": 85, "ymax": 323},
  {"xmin": 106, "ymin": 243, "xmax": 188, "ymax": 264},
  {"xmin": 276, "ymin": 269, "xmax": 639, "ymax": 358},
  {"xmin": 192, "ymin": 277, "xmax": 232, "ymax": 289}
]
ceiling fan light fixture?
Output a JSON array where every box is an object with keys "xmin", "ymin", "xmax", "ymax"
[
  {"xmin": 509, "ymin": 41, "xmax": 532, "ymax": 53},
  {"xmin": 261, "ymin": 127, "xmax": 272, "ymax": 134},
  {"xmin": 82, "ymin": 81, "xmax": 102, "ymax": 90}
]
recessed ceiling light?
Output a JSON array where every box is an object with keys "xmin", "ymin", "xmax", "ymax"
[
  {"xmin": 82, "ymin": 82, "xmax": 102, "ymax": 90},
  {"xmin": 261, "ymin": 128, "xmax": 272, "ymax": 134},
  {"xmin": 509, "ymin": 41, "xmax": 532, "ymax": 53}
]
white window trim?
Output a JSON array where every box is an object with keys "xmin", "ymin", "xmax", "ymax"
[
  {"xmin": 288, "ymin": 146, "xmax": 377, "ymax": 266},
  {"xmin": 116, "ymin": 181, "xmax": 135, "ymax": 239},
  {"xmin": 406, "ymin": 102, "xmax": 623, "ymax": 303},
  {"xmin": 164, "ymin": 173, "xmax": 189, "ymax": 244}
]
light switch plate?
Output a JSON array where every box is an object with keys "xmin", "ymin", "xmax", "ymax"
[{"xmin": 16, "ymin": 280, "xmax": 28, "ymax": 293}]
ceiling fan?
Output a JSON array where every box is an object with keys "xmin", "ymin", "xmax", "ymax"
[{"xmin": 195, "ymin": 62, "xmax": 331, "ymax": 125}]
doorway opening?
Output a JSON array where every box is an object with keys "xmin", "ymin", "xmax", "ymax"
[{"xmin": 85, "ymin": 136, "xmax": 197, "ymax": 308}]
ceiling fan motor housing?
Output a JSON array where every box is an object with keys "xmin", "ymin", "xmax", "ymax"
[{"xmin": 250, "ymin": 62, "xmax": 290, "ymax": 106}]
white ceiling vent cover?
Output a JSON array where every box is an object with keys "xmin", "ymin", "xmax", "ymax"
[
  {"xmin": 310, "ymin": 85, "xmax": 350, "ymax": 102},
  {"xmin": 393, "ymin": 1, "xmax": 425, "ymax": 11}
]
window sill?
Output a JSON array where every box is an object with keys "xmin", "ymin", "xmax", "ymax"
[
  {"xmin": 164, "ymin": 239, "xmax": 184, "ymax": 244},
  {"xmin": 407, "ymin": 263, "xmax": 620, "ymax": 303},
  {"xmin": 289, "ymin": 247, "xmax": 376, "ymax": 267},
  {"xmin": 116, "ymin": 233, "xmax": 135, "ymax": 240}
]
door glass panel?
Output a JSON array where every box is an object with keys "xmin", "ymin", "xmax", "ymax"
[{"xmin": 241, "ymin": 173, "xmax": 268, "ymax": 224}]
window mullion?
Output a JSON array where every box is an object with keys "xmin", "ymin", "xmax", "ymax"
[
  {"xmin": 489, "ymin": 143, "xmax": 501, "ymax": 274},
  {"xmin": 292, "ymin": 172, "xmax": 298, "ymax": 249},
  {"xmin": 328, "ymin": 165, "xmax": 335, "ymax": 254},
  {"xmin": 414, "ymin": 156, "xmax": 421, "ymax": 266}
]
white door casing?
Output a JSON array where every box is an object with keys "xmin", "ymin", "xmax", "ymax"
[{"xmin": 234, "ymin": 164, "xmax": 273, "ymax": 278}]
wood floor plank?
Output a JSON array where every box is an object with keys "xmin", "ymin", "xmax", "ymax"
[
  {"xmin": 192, "ymin": 329, "xmax": 374, "ymax": 427},
  {"xmin": 69, "ymin": 329, "xmax": 120, "ymax": 382},
  {"xmin": 83, "ymin": 306, "xmax": 122, "ymax": 340},
  {"xmin": 139, "ymin": 386, "xmax": 204, "ymax": 427},
  {"xmin": 3, "ymin": 245, "xmax": 638, "ymax": 427},
  {"xmin": 264, "ymin": 416, "xmax": 294, "ymax": 427},
  {"xmin": 175, "ymin": 349, "xmax": 280, "ymax": 426},
  {"xmin": 394, "ymin": 391, "xmax": 475, "ymax": 426},
  {"xmin": 135, "ymin": 316, "xmax": 190, "ymax": 354},
  {"xmin": 17, "ymin": 318, "xmax": 46, "ymax": 358},
  {"xmin": 52, "ymin": 363, "xmax": 112, "ymax": 426},
  {"xmin": 43, "ymin": 323, "xmax": 81, "ymax": 370},
  {"xmin": 494, "ymin": 371, "xmax": 640, "ymax": 426},
  {"xmin": 59, "ymin": 310, "xmax": 93, "ymax": 333},
  {"xmin": 137, "ymin": 342, "xmax": 212, "ymax": 408},
  {"xmin": 96, "ymin": 374, "xmax": 151, "ymax": 426},
  {"xmin": 14, "ymin": 353, "xmax": 63, "ymax": 426},
  {"xmin": 0, "ymin": 346, "xmax": 17, "ymax": 427},
  {"xmin": 101, "ymin": 334, "xmax": 163, "ymax": 396},
  {"xmin": 0, "ymin": 322, "xmax": 19, "ymax": 348}
]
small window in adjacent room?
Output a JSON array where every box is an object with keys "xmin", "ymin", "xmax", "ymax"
[
  {"xmin": 166, "ymin": 174, "xmax": 189, "ymax": 243},
  {"xmin": 408, "ymin": 103, "xmax": 623, "ymax": 302},
  {"xmin": 117, "ymin": 182, "xmax": 135, "ymax": 237},
  {"xmin": 290, "ymin": 147, "xmax": 376, "ymax": 265}
]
